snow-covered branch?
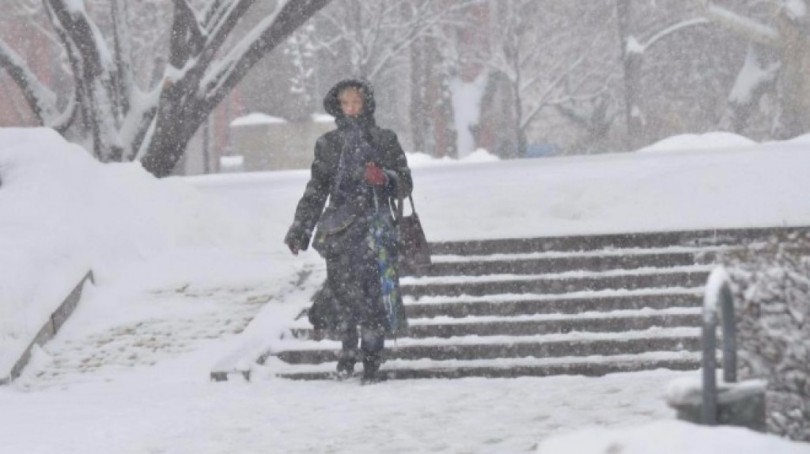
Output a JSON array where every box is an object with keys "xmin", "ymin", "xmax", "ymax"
[
  {"xmin": 200, "ymin": 0, "xmax": 330, "ymax": 107},
  {"xmin": 366, "ymin": 1, "xmax": 469, "ymax": 80},
  {"xmin": 0, "ymin": 38, "xmax": 59, "ymax": 124},
  {"xmin": 45, "ymin": 0, "xmax": 115, "ymax": 77},
  {"xmin": 169, "ymin": 0, "xmax": 207, "ymax": 68},
  {"xmin": 110, "ymin": 0, "xmax": 134, "ymax": 115},
  {"xmin": 194, "ymin": 0, "xmax": 256, "ymax": 71},
  {"xmin": 2, "ymin": 0, "xmax": 331, "ymax": 175},
  {"xmin": 202, "ymin": 0, "xmax": 233, "ymax": 31},
  {"xmin": 697, "ymin": 1, "xmax": 780, "ymax": 46},
  {"xmin": 139, "ymin": 0, "xmax": 331, "ymax": 176},
  {"xmin": 729, "ymin": 46, "xmax": 780, "ymax": 105},
  {"xmin": 641, "ymin": 17, "xmax": 711, "ymax": 54},
  {"xmin": 521, "ymin": 55, "xmax": 587, "ymax": 130}
]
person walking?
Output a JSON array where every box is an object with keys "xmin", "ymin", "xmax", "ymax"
[{"xmin": 284, "ymin": 79, "xmax": 412, "ymax": 383}]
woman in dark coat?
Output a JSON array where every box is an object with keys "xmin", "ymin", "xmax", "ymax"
[{"xmin": 284, "ymin": 79, "xmax": 412, "ymax": 382}]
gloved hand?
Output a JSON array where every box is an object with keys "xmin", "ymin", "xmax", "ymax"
[
  {"xmin": 364, "ymin": 162, "xmax": 388, "ymax": 186},
  {"xmin": 284, "ymin": 225, "xmax": 309, "ymax": 255}
]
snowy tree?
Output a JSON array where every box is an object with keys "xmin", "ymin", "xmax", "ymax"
[
  {"xmin": 719, "ymin": 44, "xmax": 780, "ymax": 134},
  {"xmin": 279, "ymin": 22, "xmax": 319, "ymax": 121},
  {"xmin": 409, "ymin": 28, "xmax": 456, "ymax": 157},
  {"xmin": 306, "ymin": 0, "xmax": 474, "ymax": 153},
  {"xmin": 460, "ymin": 1, "xmax": 618, "ymax": 157},
  {"xmin": 313, "ymin": 0, "xmax": 471, "ymax": 83},
  {"xmin": 615, "ymin": 0, "xmax": 714, "ymax": 149},
  {"xmin": 0, "ymin": 0, "xmax": 331, "ymax": 177},
  {"xmin": 698, "ymin": 0, "xmax": 810, "ymax": 138}
]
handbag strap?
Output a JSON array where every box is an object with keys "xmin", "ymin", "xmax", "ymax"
[
  {"xmin": 331, "ymin": 126, "xmax": 366, "ymax": 199},
  {"xmin": 396, "ymin": 193, "xmax": 417, "ymax": 221},
  {"xmin": 330, "ymin": 146, "xmax": 347, "ymax": 199}
]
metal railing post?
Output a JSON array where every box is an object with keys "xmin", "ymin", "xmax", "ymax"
[{"xmin": 701, "ymin": 267, "xmax": 737, "ymax": 425}]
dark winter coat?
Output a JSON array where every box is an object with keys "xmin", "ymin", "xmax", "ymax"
[
  {"xmin": 285, "ymin": 79, "xmax": 412, "ymax": 333},
  {"xmin": 285, "ymin": 79, "xmax": 413, "ymax": 253}
]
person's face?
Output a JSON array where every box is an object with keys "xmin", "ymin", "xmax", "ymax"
[{"xmin": 339, "ymin": 88, "xmax": 364, "ymax": 117}]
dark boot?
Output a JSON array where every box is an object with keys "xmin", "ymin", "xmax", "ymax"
[
  {"xmin": 360, "ymin": 326, "xmax": 385, "ymax": 383},
  {"xmin": 336, "ymin": 357, "xmax": 355, "ymax": 379},
  {"xmin": 335, "ymin": 322, "xmax": 359, "ymax": 379},
  {"xmin": 361, "ymin": 356, "xmax": 382, "ymax": 383}
]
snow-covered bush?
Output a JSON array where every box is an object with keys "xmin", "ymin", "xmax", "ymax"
[{"xmin": 722, "ymin": 231, "xmax": 810, "ymax": 441}]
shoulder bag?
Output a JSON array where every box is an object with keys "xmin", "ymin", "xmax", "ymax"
[
  {"xmin": 396, "ymin": 194, "xmax": 431, "ymax": 275},
  {"xmin": 312, "ymin": 149, "xmax": 359, "ymax": 257}
]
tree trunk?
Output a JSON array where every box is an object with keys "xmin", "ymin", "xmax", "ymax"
[
  {"xmin": 410, "ymin": 33, "xmax": 456, "ymax": 158},
  {"xmin": 774, "ymin": 14, "xmax": 810, "ymax": 138},
  {"xmin": 139, "ymin": 0, "xmax": 332, "ymax": 177},
  {"xmin": 409, "ymin": 35, "xmax": 431, "ymax": 154},
  {"xmin": 615, "ymin": 0, "xmax": 645, "ymax": 150}
]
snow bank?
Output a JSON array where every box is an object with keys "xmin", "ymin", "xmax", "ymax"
[
  {"xmin": 230, "ymin": 112, "xmax": 287, "ymax": 127},
  {"xmin": 638, "ymin": 132, "xmax": 756, "ymax": 153},
  {"xmin": 411, "ymin": 141, "xmax": 810, "ymax": 241},
  {"xmin": 463, "ymin": 148, "xmax": 499, "ymax": 162},
  {"xmin": 311, "ymin": 113, "xmax": 334, "ymax": 123},
  {"xmin": 536, "ymin": 420, "xmax": 810, "ymax": 453},
  {"xmin": 405, "ymin": 148, "xmax": 499, "ymax": 168},
  {"xmin": 0, "ymin": 128, "xmax": 270, "ymax": 377},
  {"xmin": 779, "ymin": 132, "xmax": 810, "ymax": 145},
  {"xmin": 665, "ymin": 374, "xmax": 766, "ymax": 407}
]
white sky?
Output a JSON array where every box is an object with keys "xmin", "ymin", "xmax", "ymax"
[{"xmin": 1, "ymin": 128, "xmax": 809, "ymax": 453}]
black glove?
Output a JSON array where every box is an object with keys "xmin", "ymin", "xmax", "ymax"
[{"xmin": 284, "ymin": 225, "xmax": 310, "ymax": 255}]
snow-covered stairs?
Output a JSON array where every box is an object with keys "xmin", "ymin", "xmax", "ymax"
[{"xmin": 264, "ymin": 227, "xmax": 803, "ymax": 380}]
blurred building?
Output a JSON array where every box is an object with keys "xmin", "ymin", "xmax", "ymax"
[{"xmin": 227, "ymin": 113, "xmax": 334, "ymax": 171}]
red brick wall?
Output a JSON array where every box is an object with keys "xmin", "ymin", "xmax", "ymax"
[{"xmin": 0, "ymin": 15, "xmax": 55, "ymax": 127}]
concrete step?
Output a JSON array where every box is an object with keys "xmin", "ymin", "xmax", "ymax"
[
  {"xmin": 257, "ymin": 227, "xmax": 810, "ymax": 381},
  {"xmin": 405, "ymin": 291, "xmax": 703, "ymax": 318},
  {"xmin": 428, "ymin": 226, "xmax": 809, "ymax": 256},
  {"xmin": 427, "ymin": 250, "xmax": 715, "ymax": 276},
  {"xmin": 291, "ymin": 312, "xmax": 700, "ymax": 340},
  {"xmin": 274, "ymin": 331, "xmax": 700, "ymax": 364},
  {"xmin": 275, "ymin": 352, "xmax": 701, "ymax": 380},
  {"xmin": 401, "ymin": 269, "xmax": 710, "ymax": 299}
]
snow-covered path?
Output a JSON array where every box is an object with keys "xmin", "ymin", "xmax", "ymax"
[
  {"xmin": 3, "ymin": 129, "xmax": 810, "ymax": 452},
  {"xmin": 3, "ymin": 354, "xmax": 691, "ymax": 453},
  {"xmin": 12, "ymin": 284, "xmax": 272, "ymax": 391},
  {"xmin": 1, "ymin": 259, "xmax": 693, "ymax": 453}
]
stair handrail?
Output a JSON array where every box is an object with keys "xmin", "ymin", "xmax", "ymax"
[
  {"xmin": 0, "ymin": 270, "xmax": 94, "ymax": 385},
  {"xmin": 701, "ymin": 266, "xmax": 738, "ymax": 425}
]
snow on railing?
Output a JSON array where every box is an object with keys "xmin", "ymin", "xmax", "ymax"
[
  {"xmin": 701, "ymin": 266, "xmax": 737, "ymax": 425},
  {"xmin": 0, "ymin": 270, "xmax": 94, "ymax": 385}
]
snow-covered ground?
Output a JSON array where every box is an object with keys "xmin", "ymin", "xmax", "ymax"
[{"xmin": 1, "ymin": 128, "xmax": 809, "ymax": 453}]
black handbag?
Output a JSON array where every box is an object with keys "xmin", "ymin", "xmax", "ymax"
[
  {"xmin": 397, "ymin": 194, "xmax": 431, "ymax": 275},
  {"xmin": 312, "ymin": 149, "xmax": 359, "ymax": 257},
  {"xmin": 307, "ymin": 281, "xmax": 340, "ymax": 333}
]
